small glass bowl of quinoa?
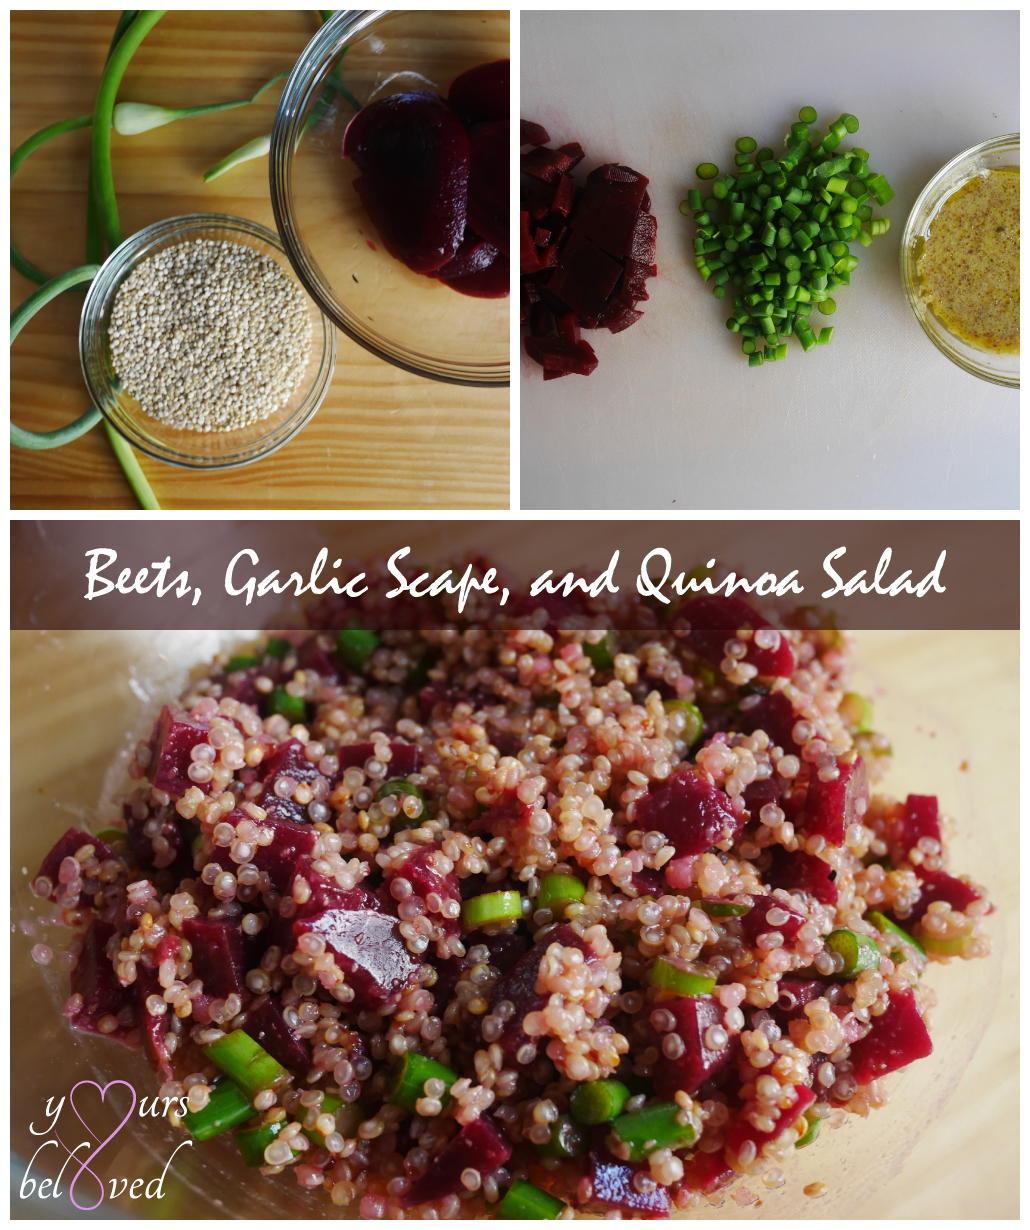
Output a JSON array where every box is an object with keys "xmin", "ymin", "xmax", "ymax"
[{"xmin": 16, "ymin": 606, "xmax": 1002, "ymax": 1219}]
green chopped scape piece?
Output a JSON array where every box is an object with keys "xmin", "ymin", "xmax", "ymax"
[
  {"xmin": 225, "ymin": 654, "xmax": 260, "ymax": 673},
  {"xmin": 866, "ymin": 911, "xmax": 926, "ymax": 959},
  {"xmin": 611, "ymin": 1100, "xmax": 696, "ymax": 1161},
  {"xmin": 301, "ymin": 1092, "xmax": 344, "ymax": 1143},
  {"xmin": 336, "ymin": 627, "xmax": 378, "ymax": 670},
  {"xmin": 569, "ymin": 1078, "xmax": 631, "ymax": 1125},
  {"xmin": 795, "ymin": 1113, "xmax": 821, "ymax": 1148},
  {"xmin": 93, "ymin": 826, "xmax": 129, "ymax": 846},
  {"xmin": 497, "ymin": 1178, "xmax": 566, "ymax": 1219},
  {"xmin": 700, "ymin": 896, "xmax": 751, "ymax": 918},
  {"xmin": 662, "ymin": 698, "xmax": 704, "ymax": 745},
  {"xmin": 461, "ymin": 890, "xmax": 523, "ymax": 930},
  {"xmin": 648, "ymin": 957, "xmax": 717, "ymax": 997},
  {"xmin": 375, "ymin": 779, "xmax": 425, "ymax": 830},
  {"xmin": 267, "ymin": 687, "xmax": 306, "ymax": 724},
  {"xmin": 826, "ymin": 928, "xmax": 881, "ymax": 978},
  {"xmin": 839, "ymin": 692, "xmax": 874, "ymax": 733},
  {"xmin": 386, "ymin": 1050, "xmax": 458, "ymax": 1113},
  {"xmin": 915, "ymin": 917, "xmax": 973, "ymax": 956},
  {"xmin": 582, "ymin": 632, "xmax": 615, "ymax": 670},
  {"xmin": 408, "ymin": 648, "xmax": 436, "ymax": 687},
  {"xmin": 534, "ymin": 1113, "xmax": 589, "ymax": 1158},
  {"xmin": 696, "ymin": 162, "xmax": 718, "ymax": 180},
  {"xmin": 537, "ymin": 873, "xmax": 586, "ymax": 916},
  {"xmin": 235, "ymin": 1118, "xmax": 286, "ymax": 1166},
  {"xmin": 265, "ymin": 636, "xmax": 290, "ymax": 659},
  {"xmin": 183, "ymin": 1076, "xmax": 256, "ymax": 1142},
  {"xmin": 204, "ymin": 1029, "xmax": 287, "ymax": 1100}
]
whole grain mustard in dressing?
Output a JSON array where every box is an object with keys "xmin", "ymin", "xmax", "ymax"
[{"xmin": 917, "ymin": 167, "xmax": 1019, "ymax": 354}]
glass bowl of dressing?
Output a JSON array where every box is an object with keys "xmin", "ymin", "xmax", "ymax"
[{"xmin": 900, "ymin": 135, "xmax": 1019, "ymax": 388}]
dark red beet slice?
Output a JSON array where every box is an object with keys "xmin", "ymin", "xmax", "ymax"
[
  {"xmin": 725, "ymin": 1084, "xmax": 815, "ymax": 1157},
  {"xmin": 631, "ymin": 867, "xmax": 664, "ymax": 898},
  {"xmin": 343, "ymin": 91, "xmax": 469, "ymax": 274},
  {"xmin": 520, "ymin": 118, "xmax": 550, "ymax": 147},
  {"xmin": 742, "ymin": 776, "xmax": 780, "ymax": 819},
  {"xmin": 632, "ymin": 769, "xmax": 742, "ymax": 859},
  {"xmin": 737, "ymin": 690, "xmax": 800, "ymax": 755},
  {"xmin": 69, "ymin": 919, "xmax": 135, "ymax": 1040},
  {"xmin": 521, "ymin": 146, "xmax": 575, "ymax": 183},
  {"xmin": 148, "ymin": 705, "xmax": 210, "ymax": 798},
  {"xmin": 471, "ymin": 786, "xmax": 534, "ymax": 836},
  {"xmin": 402, "ymin": 1114, "xmax": 512, "ymax": 1207},
  {"xmin": 448, "ymin": 59, "xmax": 509, "ymax": 124},
  {"xmin": 677, "ymin": 595, "xmax": 796, "ymax": 679},
  {"xmin": 135, "ymin": 964, "xmax": 176, "ymax": 1081},
  {"xmin": 243, "ymin": 996, "xmax": 312, "ymax": 1074},
  {"xmin": 295, "ymin": 907, "xmax": 421, "ymax": 1012},
  {"xmin": 548, "ymin": 238, "xmax": 623, "ymax": 326},
  {"xmin": 211, "ymin": 811, "xmax": 317, "ymax": 897},
  {"xmin": 846, "ymin": 987, "xmax": 932, "ymax": 1085},
  {"xmin": 766, "ymin": 845, "xmax": 838, "ymax": 905},
  {"xmin": 520, "ymin": 210, "xmax": 542, "ymax": 273},
  {"xmin": 221, "ymin": 665, "xmax": 266, "ymax": 707},
  {"xmin": 432, "ymin": 234, "xmax": 499, "ymax": 281},
  {"xmin": 771, "ymin": 978, "xmax": 829, "ymax": 1023},
  {"xmin": 381, "ymin": 843, "xmax": 461, "ymax": 938},
  {"xmin": 737, "ymin": 893, "xmax": 808, "ymax": 946},
  {"xmin": 653, "ymin": 994, "xmax": 736, "ymax": 1099},
  {"xmin": 589, "ymin": 1147, "xmax": 670, "ymax": 1218},
  {"xmin": 36, "ymin": 827, "xmax": 116, "ymax": 906},
  {"xmin": 803, "ymin": 758, "xmax": 869, "ymax": 847},
  {"xmin": 296, "ymin": 637, "xmax": 340, "ymax": 683},
  {"xmin": 337, "ymin": 741, "xmax": 420, "ymax": 776},
  {"xmin": 905, "ymin": 866, "xmax": 985, "ymax": 923},
  {"xmin": 557, "ymin": 141, "xmax": 586, "ymax": 170},
  {"xmin": 893, "ymin": 794, "xmax": 942, "ymax": 855},
  {"xmin": 678, "ymin": 1147, "xmax": 734, "ymax": 1195},
  {"xmin": 627, "ymin": 210, "xmax": 657, "ymax": 264},
  {"xmin": 574, "ymin": 164, "xmax": 649, "ymax": 260},
  {"xmin": 123, "ymin": 800, "xmax": 184, "ymax": 872},
  {"xmin": 466, "ymin": 121, "xmax": 508, "ymax": 254},
  {"xmin": 551, "ymin": 174, "xmax": 575, "ymax": 217},
  {"xmin": 180, "ymin": 916, "xmax": 249, "ymax": 1001},
  {"xmin": 441, "ymin": 252, "xmax": 510, "ymax": 299},
  {"xmin": 524, "ymin": 333, "xmax": 599, "ymax": 379},
  {"xmin": 621, "ymin": 257, "xmax": 653, "ymax": 302}
]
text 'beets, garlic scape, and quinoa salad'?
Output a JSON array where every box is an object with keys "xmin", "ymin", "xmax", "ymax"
[{"xmin": 30, "ymin": 596, "xmax": 993, "ymax": 1219}]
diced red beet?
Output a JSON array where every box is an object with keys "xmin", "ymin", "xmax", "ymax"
[
  {"xmin": 260, "ymin": 738, "xmax": 329, "ymax": 787},
  {"xmin": 211, "ymin": 811, "xmax": 317, "ymax": 896},
  {"xmin": 466, "ymin": 121, "xmax": 509, "ymax": 255},
  {"xmin": 243, "ymin": 996, "xmax": 313, "ymax": 1074},
  {"xmin": 846, "ymin": 987, "xmax": 933, "ymax": 1085},
  {"xmin": 521, "ymin": 146, "xmax": 575, "ymax": 183},
  {"xmin": 148, "ymin": 705, "xmax": 211, "ymax": 799},
  {"xmin": 548, "ymin": 239, "xmax": 624, "ymax": 326},
  {"xmin": 524, "ymin": 333, "xmax": 599, "ymax": 379},
  {"xmin": 555, "ymin": 312, "xmax": 580, "ymax": 346},
  {"xmin": 432, "ymin": 234, "xmax": 499, "ymax": 280},
  {"xmin": 343, "ymin": 91, "xmax": 469, "ymax": 274},
  {"xmin": 632, "ymin": 768, "xmax": 742, "ymax": 859},
  {"xmin": 677, "ymin": 1147, "xmax": 734, "ymax": 1195},
  {"xmin": 557, "ymin": 141, "xmax": 586, "ymax": 170},
  {"xmin": 124, "ymin": 801, "xmax": 184, "ymax": 872},
  {"xmin": 521, "ymin": 119, "xmax": 550, "ymax": 147},
  {"xmin": 337, "ymin": 741, "xmax": 420, "ymax": 777},
  {"xmin": 381, "ymin": 843, "xmax": 462, "ymax": 939},
  {"xmin": 766, "ymin": 845, "xmax": 838, "ymax": 905},
  {"xmin": 180, "ymin": 915, "xmax": 249, "ymax": 1000},
  {"xmin": 296, "ymin": 637, "xmax": 340, "ymax": 683},
  {"xmin": 894, "ymin": 794, "xmax": 942, "ymax": 855},
  {"xmin": 737, "ymin": 893, "xmax": 809, "ymax": 946},
  {"xmin": 135, "ymin": 965, "xmax": 177, "ymax": 1081},
  {"xmin": 534, "ymin": 229, "xmax": 552, "ymax": 249},
  {"xmin": 589, "ymin": 1147, "xmax": 670, "ymax": 1218},
  {"xmin": 677, "ymin": 595, "xmax": 797, "ymax": 679},
  {"xmin": 772, "ymin": 978, "xmax": 829, "ymax": 1020},
  {"xmin": 402, "ymin": 1114, "xmax": 512, "ymax": 1207},
  {"xmin": 220, "ymin": 665, "xmax": 266, "ymax": 707},
  {"xmin": 36, "ymin": 827, "xmax": 116, "ymax": 906},
  {"xmin": 520, "ymin": 210, "xmax": 543, "ymax": 272},
  {"xmin": 551, "ymin": 173, "xmax": 575, "ymax": 217},
  {"xmin": 725, "ymin": 1084, "xmax": 815, "ymax": 1157},
  {"xmin": 441, "ymin": 252, "xmax": 510, "ymax": 299},
  {"xmin": 69, "ymin": 918, "xmax": 135, "ymax": 1041},
  {"xmin": 627, "ymin": 210, "xmax": 657, "ymax": 264},
  {"xmin": 742, "ymin": 775, "xmax": 780, "ymax": 820},
  {"xmin": 630, "ymin": 867, "xmax": 664, "ymax": 898},
  {"xmin": 620, "ymin": 257, "xmax": 653, "ymax": 302},
  {"xmin": 598, "ymin": 294, "xmax": 643, "ymax": 334},
  {"xmin": 832, "ymin": 1004, "xmax": 869, "ymax": 1045},
  {"xmin": 803, "ymin": 758, "xmax": 869, "ymax": 847},
  {"xmin": 904, "ymin": 866, "xmax": 985, "ymax": 923},
  {"xmin": 295, "ymin": 907, "xmax": 422, "ymax": 1012},
  {"xmin": 653, "ymin": 994, "xmax": 736, "ymax": 1099},
  {"xmin": 575, "ymin": 164, "xmax": 649, "ymax": 260},
  {"xmin": 737, "ymin": 690, "xmax": 800, "ymax": 755},
  {"xmin": 448, "ymin": 59, "xmax": 509, "ymax": 124}
]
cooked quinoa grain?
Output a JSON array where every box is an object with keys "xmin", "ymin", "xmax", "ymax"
[
  {"xmin": 31, "ymin": 586, "xmax": 994, "ymax": 1219},
  {"xmin": 109, "ymin": 238, "xmax": 312, "ymax": 432}
]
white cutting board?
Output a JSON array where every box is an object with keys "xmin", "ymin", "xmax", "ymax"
[{"xmin": 520, "ymin": 10, "xmax": 1019, "ymax": 511}]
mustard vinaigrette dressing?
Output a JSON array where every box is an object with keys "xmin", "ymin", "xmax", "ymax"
[{"xmin": 916, "ymin": 168, "xmax": 1019, "ymax": 354}]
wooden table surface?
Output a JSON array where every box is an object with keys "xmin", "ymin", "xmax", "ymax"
[{"xmin": 10, "ymin": 10, "xmax": 510, "ymax": 510}]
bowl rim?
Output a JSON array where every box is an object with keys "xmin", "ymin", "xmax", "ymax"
[
  {"xmin": 269, "ymin": 8, "xmax": 510, "ymax": 389},
  {"xmin": 78, "ymin": 211, "xmax": 338, "ymax": 470},
  {"xmin": 899, "ymin": 133, "xmax": 1019, "ymax": 390}
]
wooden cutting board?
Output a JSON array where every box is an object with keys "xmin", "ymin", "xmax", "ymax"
[{"xmin": 10, "ymin": 10, "xmax": 509, "ymax": 510}]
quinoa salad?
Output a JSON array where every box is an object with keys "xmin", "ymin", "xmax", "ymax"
[{"xmin": 30, "ymin": 595, "xmax": 994, "ymax": 1219}]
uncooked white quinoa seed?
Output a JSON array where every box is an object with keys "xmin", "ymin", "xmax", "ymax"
[{"xmin": 109, "ymin": 238, "xmax": 313, "ymax": 433}]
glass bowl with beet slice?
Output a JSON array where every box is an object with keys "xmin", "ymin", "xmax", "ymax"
[{"xmin": 270, "ymin": 10, "xmax": 510, "ymax": 387}]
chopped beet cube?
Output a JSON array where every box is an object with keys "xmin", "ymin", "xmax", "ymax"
[
  {"xmin": 772, "ymin": 978, "xmax": 828, "ymax": 1020},
  {"xmin": 295, "ymin": 907, "xmax": 421, "ymax": 1012},
  {"xmin": 180, "ymin": 915, "xmax": 249, "ymax": 1000},
  {"xmin": 521, "ymin": 146, "xmax": 575, "ymax": 184},
  {"xmin": 296, "ymin": 637, "xmax": 340, "ymax": 683},
  {"xmin": 134, "ymin": 965, "xmax": 176, "ymax": 1081},
  {"xmin": 36, "ymin": 827, "xmax": 116, "ymax": 906},
  {"xmin": 441, "ymin": 252, "xmax": 510, "ymax": 299},
  {"xmin": 448, "ymin": 59, "xmax": 509, "ymax": 124},
  {"xmin": 521, "ymin": 210, "xmax": 543, "ymax": 273},
  {"xmin": 766, "ymin": 845, "xmax": 838, "ymax": 905},
  {"xmin": 547, "ymin": 239, "xmax": 623, "ymax": 327},
  {"xmin": 677, "ymin": 596, "xmax": 796, "ymax": 679},
  {"xmin": 343, "ymin": 91, "xmax": 469, "ymax": 274},
  {"xmin": 742, "ymin": 776, "xmax": 780, "ymax": 820},
  {"xmin": 551, "ymin": 173, "xmax": 575, "ymax": 217},
  {"xmin": 521, "ymin": 118, "xmax": 550, "ymax": 147},
  {"xmin": 124, "ymin": 801, "xmax": 184, "ymax": 872},
  {"xmin": 260, "ymin": 737, "xmax": 329, "ymax": 787},
  {"xmin": 737, "ymin": 893, "xmax": 808, "ymax": 946},
  {"xmin": 211, "ymin": 811, "xmax": 317, "ymax": 896},
  {"xmin": 653, "ymin": 994, "xmax": 736, "ymax": 1099},
  {"xmin": 588, "ymin": 1147, "xmax": 670, "ymax": 1218},
  {"xmin": 433, "ymin": 234, "xmax": 499, "ymax": 281},
  {"xmin": 466, "ymin": 121, "xmax": 509, "ymax": 255},
  {"xmin": 905, "ymin": 866, "xmax": 985, "ymax": 923},
  {"xmin": 632, "ymin": 768, "xmax": 742, "ymax": 859},
  {"xmin": 337, "ymin": 742, "xmax": 420, "ymax": 776},
  {"xmin": 220, "ymin": 665, "xmax": 266, "ymax": 707},
  {"xmin": 678, "ymin": 1147, "xmax": 734, "ymax": 1195},
  {"xmin": 575, "ymin": 164, "xmax": 649, "ymax": 260},
  {"xmin": 620, "ymin": 257, "xmax": 653, "ymax": 302},
  {"xmin": 242, "ymin": 996, "xmax": 313, "ymax": 1074},
  {"xmin": 525, "ymin": 334, "xmax": 600, "ymax": 379},
  {"xmin": 847, "ymin": 987, "xmax": 932, "ymax": 1085},
  {"xmin": 382, "ymin": 843, "xmax": 462, "ymax": 938},
  {"xmin": 630, "ymin": 867, "xmax": 664, "ymax": 898},
  {"xmin": 737, "ymin": 690, "xmax": 800, "ymax": 755},
  {"xmin": 803, "ymin": 758, "xmax": 869, "ymax": 847},
  {"xmin": 627, "ymin": 210, "xmax": 657, "ymax": 265},
  {"xmin": 148, "ymin": 705, "xmax": 211, "ymax": 799},
  {"xmin": 725, "ymin": 1084, "xmax": 815, "ymax": 1157},
  {"xmin": 557, "ymin": 141, "xmax": 586, "ymax": 170},
  {"xmin": 599, "ymin": 295, "xmax": 643, "ymax": 334},
  {"xmin": 555, "ymin": 312, "xmax": 581, "ymax": 346},
  {"xmin": 69, "ymin": 919, "xmax": 135, "ymax": 1041},
  {"xmin": 894, "ymin": 794, "xmax": 942, "ymax": 855},
  {"xmin": 402, "ymin": 1115, "xmax": 512, "ymax": 1207}
]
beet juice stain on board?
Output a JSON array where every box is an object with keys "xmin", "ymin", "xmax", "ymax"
[{"xmin": 519, "ymin": 10, "xmax": 1017, "ymax": 511}]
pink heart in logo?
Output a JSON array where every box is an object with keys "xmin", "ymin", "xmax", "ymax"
[{"xmin": 67, "ymin": 1079, "xmax": 136, "ymax": 1211}]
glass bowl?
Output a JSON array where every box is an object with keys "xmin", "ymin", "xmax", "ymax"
[
  {"xmin": 79, "ymin": 214, "xmax": 337, "ymax": 470},
  {"xmin": 900, "ymin": 135, "xmax": 1019, "ymax": 389},
  {"xmin": 10, "ymin": 630, "xmax": 1012, "ymax": 1218},
  {"xmin": 269, "ymin": 9, "xmax": 509, "ymax": 387}
]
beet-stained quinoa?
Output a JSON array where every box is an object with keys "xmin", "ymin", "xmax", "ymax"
[{"xmin": 32, "ymin": 597, "xmax": 993, "ymax": 1219}]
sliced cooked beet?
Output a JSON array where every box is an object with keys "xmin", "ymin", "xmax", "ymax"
[
  {"xmin": 448, "ymin": 59, "xmax": 509, "ymax": 124},
  {"xmin": 521, "ymin": 146, "xmax": 575, "ymax": 183},
  {"xmin": 211, "ymin": 811, "xmax": 317, "ymax": 896},
  {"xmin": 69, "ymin": 918, "xmax": 135, "ymax": 1041},
  {"xmin": 736, "ymin": 690, "xmax": 800, "ymax": 755},
  {"xmin": 551, "ymin": 174, "xmax": 575, "ymax": 217},
  {"xmin": 432, "ymin": 234, "xmax": 499, "ymax": 281},
  {"xmin": 597, "ymin": 294, "xmax": 643, "ymax": 334},
  {"xmin": 589, "ymin": 1146, "xmax": 670, "ymax": 1218},
  {"xmin": 381, "ymin": 843, "xmax": 461, "ymax": 939},
  {"xmin": 893, "ymin": 794, "xmax": 941, "ymax": 855},
  {"xmin": 402, "ymin": 1115, "xmax": 512, "ymax": 1207},
  {"xmin": 148, "ymin": 705, "xmax": 211, "ymax": 798},
  {"xmin": 627, "ymin": 210, "xmax": 657, "ymax": 264},
  {"xmin": 653, "ymin": 994, "xmax": 736, "ymax": 1099},
  {"xmin": 557, "ymin": 141, "xmax": 586, "ymax": 170},
  {"xmin": 520, "ymin": 118, "xmax": 550, "ymax": 146},
  {"xmin": 737, "ymin": 893, "xmax": 808, "ymax": 946},
  {"xmin": 903, "ymin": 866, "xmax": 985, "ymax": 923},
  {"xmin": 135, "ymin": 964, "xmax": 176, "ymax": 1080},
  {"xmin": 124, "ymin": 801, "xmax": 184, "ymax": 872},
  {"xmin": 771, "ymin": 978, "xmax": 829, "ymax": 1023},
  {"xmin": 343, "ymin": 91, "xmax": 469, "ymax": 274},
  {"xmin": 296, "ymin": 638, "xmax": 340, "ymax": 683},
  {"xmin": 243, "ymin": 996, "xmax": 312, "ymax": 1073},
  {"xmin": 766, "ymin": 845, "xmax": 838, "ymax": 905},
  {"xmin": 630, "ymin": 867, "xmax": 664, "ymax": 898},
  {"xmin": 295, "ymin": 907, "xmax": 421, "ymax": 1012},
  {"xmin": 632, "ymin": 768, "xmax": 742, "ymax": 859},
  {"xmin": 524, "ymin": 333, "xmax": 599, "ymax": 379},
  {"xmin": 548, "ymin": 239, "xmax": 630, "ymax": 327},
  {"xmin": 574, "ymin": 164, "xmax": 650, "ymax": 260},
  {"xmin": 441, "ymin": 252, "xmax": 510, "ymax": 299},
  {"xmin": 337, "ymin": 741, "xmax": 420, "ymax": 776},
  {"xmin": 180, "ymin": 915, "xmax": 249, "ymax": 1000},
  {"xmin": 678, "ymin": 1147, "xmax": 734, "ymax": 1195},
  {"xmin": 466, "ymin": 121, "xmax": 508, "ymax": 254},
  {"xmin": 676, "ymin": 595, "xmax": 796, "ymax": 679},
  {"xmin": 725, "ymin": 1084, "xmax": 815, "ymax": 1157},
  {"xmin": 36, "ymin": 827, "xmax": 116, "ymax": 906},
  {"xmin": 846, "ymin": 987, "xmax": 932, "ymax": 1085},
  {"xmin": 803, "ymin": 758, "xmax": 869, "ymax": 847},
  {"xmin": 621, "ymin": 257, "xmax": 654, "ymax": 302}
]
